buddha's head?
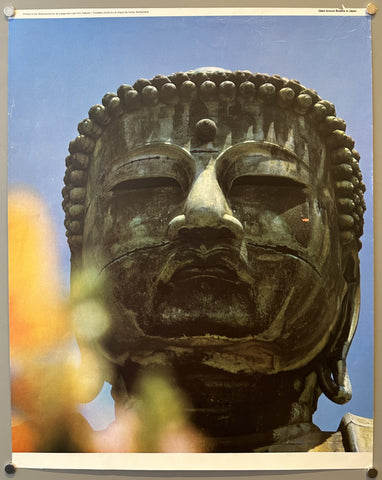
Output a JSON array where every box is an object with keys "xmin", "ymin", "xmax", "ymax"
[{"xmin": 62, "ymin": 68, "xmax": 365, "ymax": 420}]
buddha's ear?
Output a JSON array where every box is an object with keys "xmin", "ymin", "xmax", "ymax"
[{"xmin": 317, "ymin": 250, "xmax": 360, "ymax": 404}]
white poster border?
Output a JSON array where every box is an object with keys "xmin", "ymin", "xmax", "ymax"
[
  {"xmin": 11, "ymin": 6, "xmax": 368, "ymax": 19},
  {"xmin": 12, "ymin": 452, "xmax": 373, "ymax": 471}
]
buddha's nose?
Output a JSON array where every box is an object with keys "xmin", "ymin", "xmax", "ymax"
[{"xmin": 167, "ymin": 166, "xmax": 244, "ymax": 241}]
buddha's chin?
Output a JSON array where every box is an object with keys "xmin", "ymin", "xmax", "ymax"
[
  {"xmin": 108, "ymin": 334, "xmax": 307, "ymax": 376},
  {"xmin": 98, "ymin": 306, "xmax": 324, "ymax": 375}
]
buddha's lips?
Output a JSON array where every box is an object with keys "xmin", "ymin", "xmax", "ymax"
[
  {"xmin": 157, "ymin": 247, "xmax": 253, "ymax": 287},
  {"xmin": 172, "ymin": 265, "xmax": 238, "ymax": 283}
]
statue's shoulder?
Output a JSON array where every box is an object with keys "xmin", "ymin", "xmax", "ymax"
[
  {"xmin": 339, "ymin": 412, "xmax": 373, "ymax": 452},
  {"xmin": 310, "ymin": 413, "xmax": 373, "ymax": 452}
]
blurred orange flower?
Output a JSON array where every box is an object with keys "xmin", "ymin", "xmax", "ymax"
[
  {"xmin": 8, "ymin": 189, "xmax": 69, "ymax": 356},
  {"xmin": 8, "ymin": 189, "xmax": 92, "ymax": 452}
]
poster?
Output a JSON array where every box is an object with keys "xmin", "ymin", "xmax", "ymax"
[{"xmin": 7, "ymin": 8, "xmax": 373, "ymax": 470}]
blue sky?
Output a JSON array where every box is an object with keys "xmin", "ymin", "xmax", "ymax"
[{"xmin": 8, "ymin": 14, "xmax": 373, "ymax": 433}]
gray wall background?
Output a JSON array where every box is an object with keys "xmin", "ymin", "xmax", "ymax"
[{"xmin": 0, "ymin": 1, "xmax": 380, "ymax": 479}]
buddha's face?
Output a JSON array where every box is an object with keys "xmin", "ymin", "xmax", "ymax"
[{"xmin": 81, "ymin": 112, "xmax": 347, "ymax": 375}]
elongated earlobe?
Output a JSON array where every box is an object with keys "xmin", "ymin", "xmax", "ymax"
[
  {"xmin": 317, "ymin": 252, "xmax": 360, "ymax": 405},
  {"xmin": 318, "ymin": 358, "xmax": 352, "ymax": 404}
]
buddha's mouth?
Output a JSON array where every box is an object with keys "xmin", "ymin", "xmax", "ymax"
[
  {"xmin": 140, "ymin": 242, "xmax": 323, "ymax": 339},
  {"xmin": 157, "ymin": 246, "xmax": 253, "ymax": 287},
  {"xmin": 171, "ymin": 265, "xmax": 239, "ymax": 284},
  {"xmin": 98, "ymin": 240, "xmax": 323, "ymax": 340},
  {"xmin": 147, "ymin": 250, "xmax": 259, "ymax": 338}
]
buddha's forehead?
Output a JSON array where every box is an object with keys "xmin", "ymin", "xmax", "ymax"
[{"xmin": 91, "ymin": 102, "xmax": 327, "ymax": 183}]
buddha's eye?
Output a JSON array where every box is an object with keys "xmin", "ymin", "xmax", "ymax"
[
  {"xmin": 227, "ymin": 175, "xmax": 307, "ymax": 209},
  {"xmin": 110, "ymin": 176, "xmax": 185, "ymax": 210},
  {"xmin": 229, "ymin": 175, "xmax": 306, "ymax": 190},
  {"xmin": 111, "ymin": 176, "xmax": 183, "ymax": 194}
]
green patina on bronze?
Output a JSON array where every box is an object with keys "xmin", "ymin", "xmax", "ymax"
[{"xmin": 62, "ymin": 68, "xmax": 369, "ymax": 452}]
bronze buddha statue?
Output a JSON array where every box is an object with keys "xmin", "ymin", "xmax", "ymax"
[{"xmin": 62, "ymin": 68, "xmax": 370, "ymax": 452}]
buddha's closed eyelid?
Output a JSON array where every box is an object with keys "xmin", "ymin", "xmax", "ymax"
[
  {"xmin": 111, "ymin": 176, "xmax": 184, "ymax": 194},
  {"xmin": 107, "ymin": 155, "xmax": 192, "ymax": 193},
  {"xmin": 229, "ymin": 175, "xmax": 307, "ymax": 189},
  {"xmin": 224, "ymin": 172, "xmax": 308, "ymax": 197},
  {"xmin": 217, "ymin": 150, "xmax": 311, "ymax": 193},
  {"xmin": 226, "ymin": 174, "xmax": 309, "ymax": 208}
]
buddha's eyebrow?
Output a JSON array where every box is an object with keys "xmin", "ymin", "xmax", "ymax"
[
  {"xmin": 217, "ymin": 145, "xmax": 322, "ymax": 182},
  {"xmin": 116, "ymin": 156, "xmax": 162, "ymax": 170},
  {"xmin": 190, "ymin": 149, "xmax": 220, "ymax": 154},
  {"xmin": 113, "ymin": 144, "xmax": 195, "ymax": 172}
]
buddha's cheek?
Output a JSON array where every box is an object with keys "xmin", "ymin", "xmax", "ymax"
[
  {"xmin": 82, "ymin": 191, "xmax": 179, "ymax": 271},
  {"xmin": 243, "ymin": 249, "xmax": 346, "ymax": 370}
]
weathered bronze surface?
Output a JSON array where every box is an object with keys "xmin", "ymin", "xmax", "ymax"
[{"xmin": 62, "ymin": 68, "xmax": 369, "ymax": 451}]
